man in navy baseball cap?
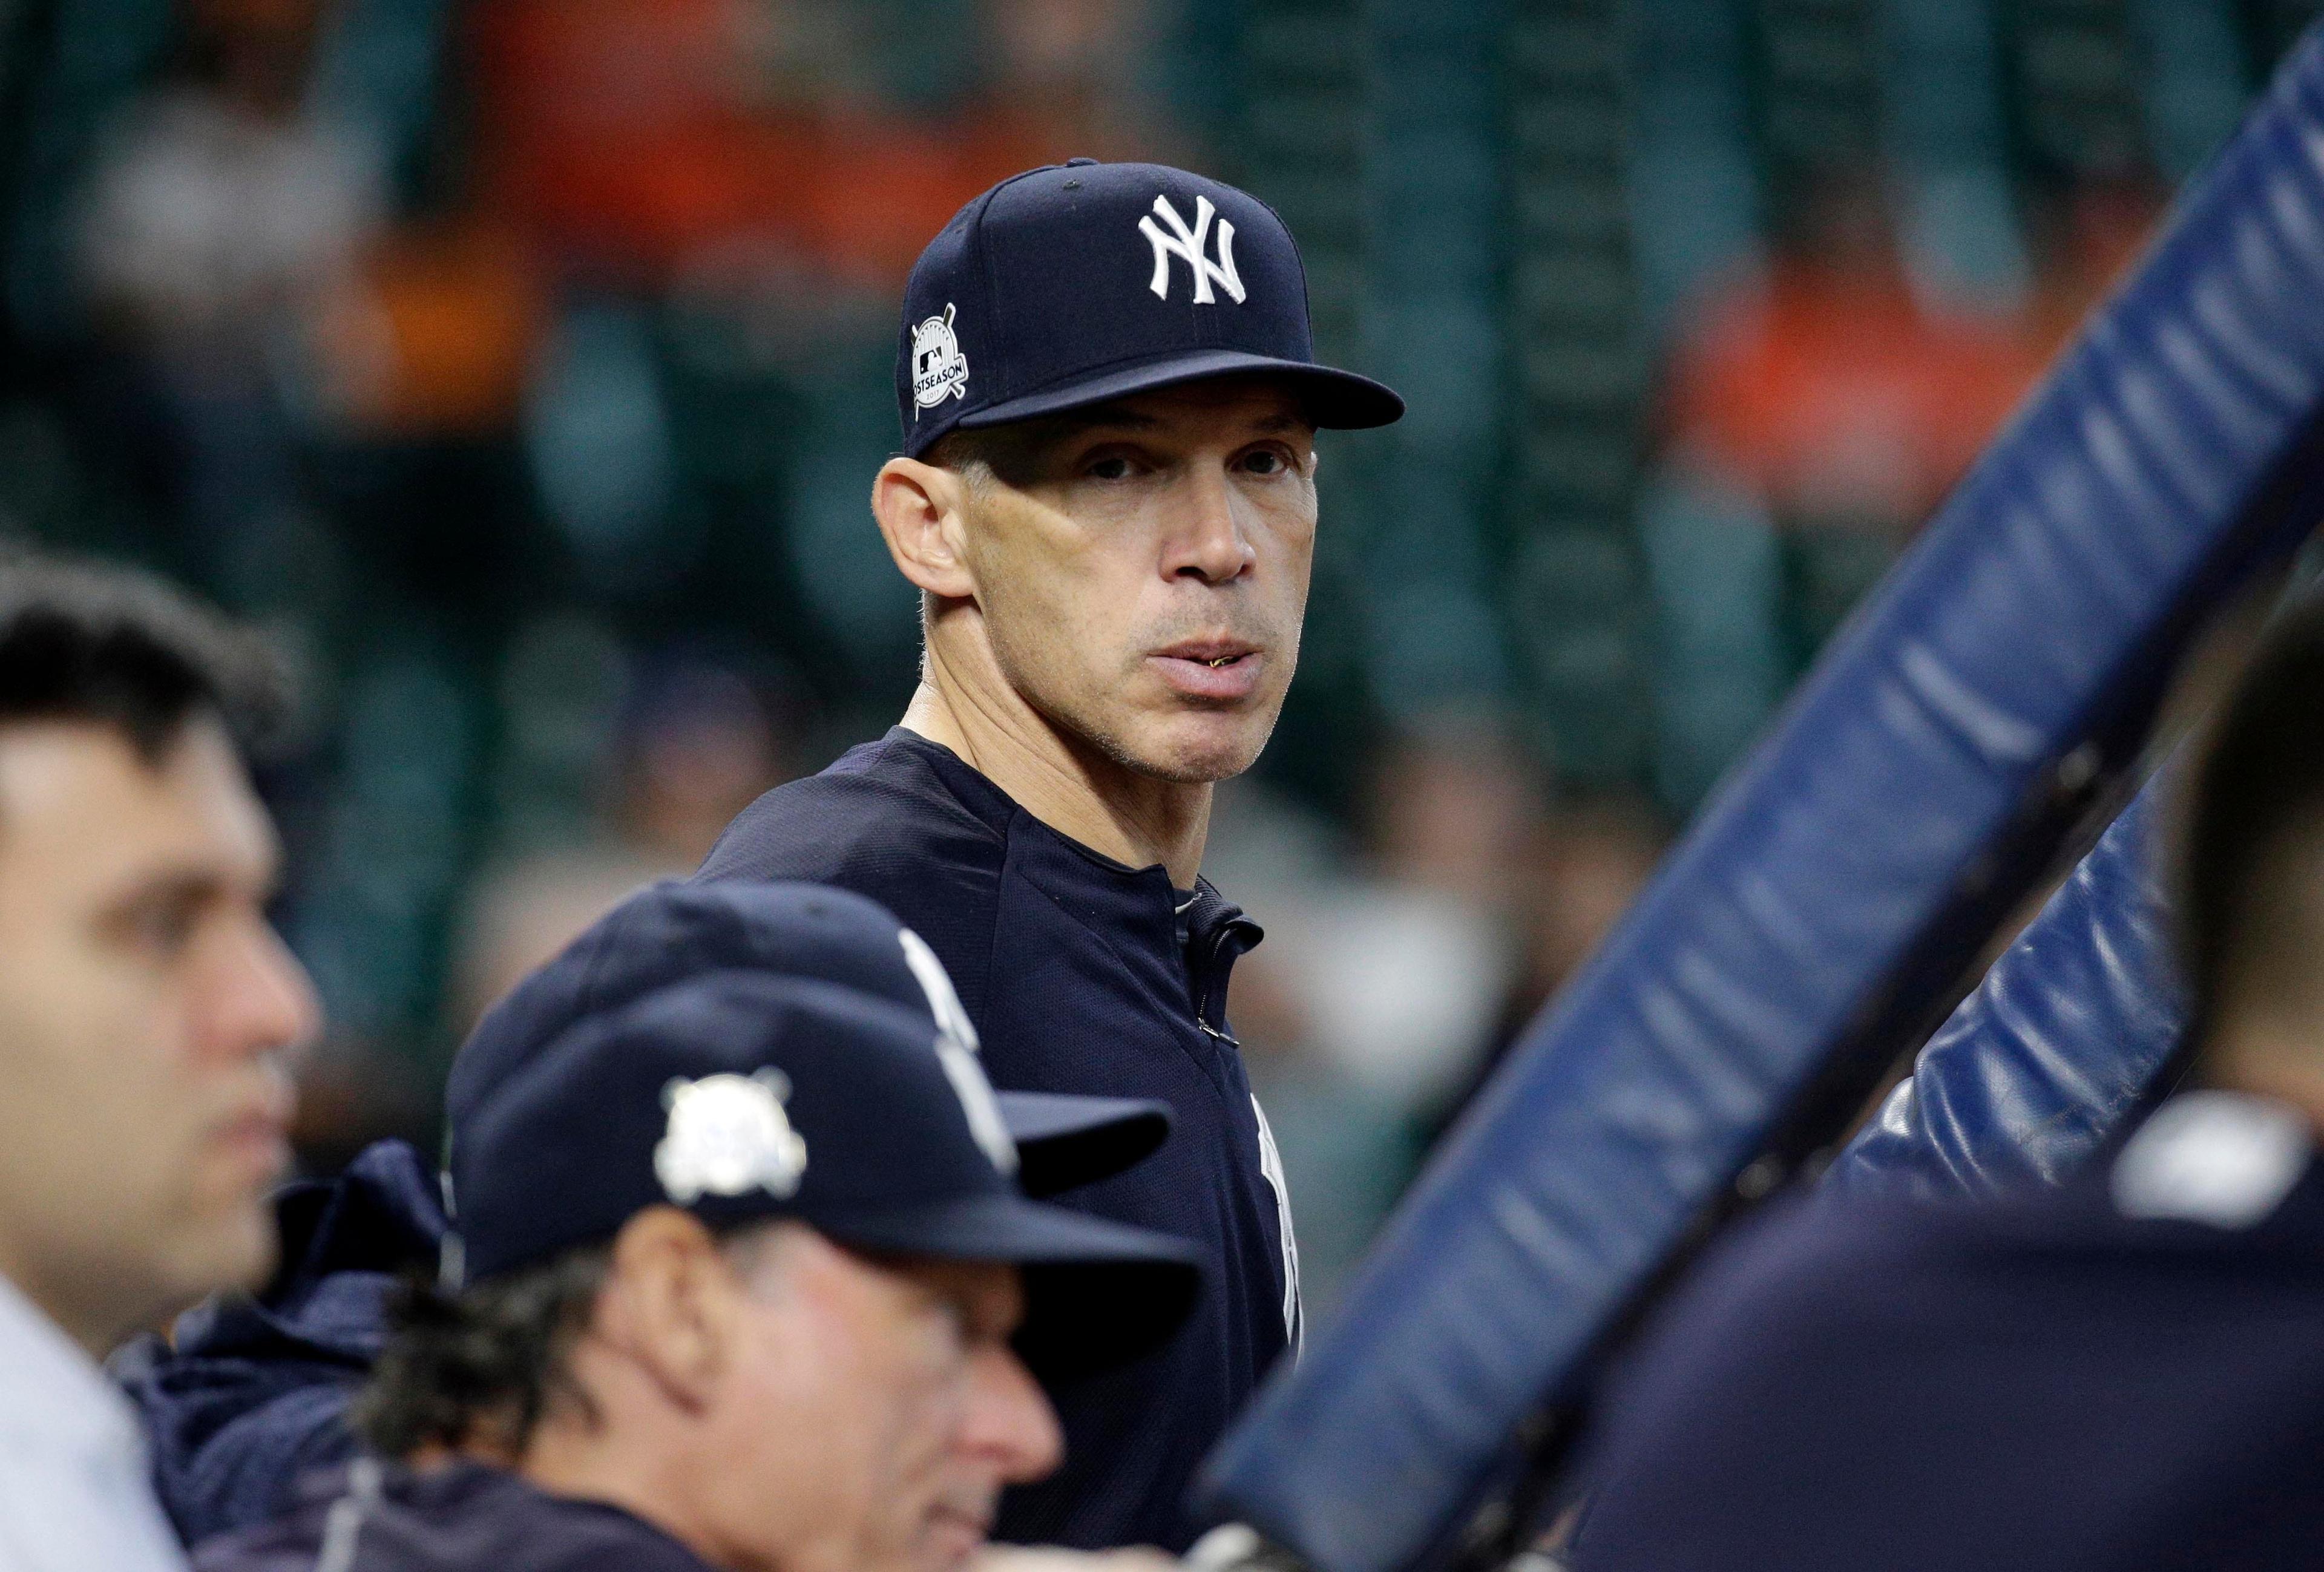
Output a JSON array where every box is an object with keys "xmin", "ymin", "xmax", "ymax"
[
  {"xmin": 125, "ymin": 880, "xmax": 1187, "ymax": 1548},
  {"xmin": 183, "ymin": 905, "xmax": 1208, "ymax": 1570},
  {"xmin": 194, "ymin": 963, "xmax": 1201, "ymax": 1572},
  {"xmin": 700, "ymin": 159, "xmax": 1404, "ymax": 1549}
]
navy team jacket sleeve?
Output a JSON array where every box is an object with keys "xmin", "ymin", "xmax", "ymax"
[
  {"xmin": 1571, "ymin": 1165, "xmax": 2324, "ymax": 1572},
  {"xmin": 698, "ymin": 730, "xmax": 1296, "ymax": 1551}
]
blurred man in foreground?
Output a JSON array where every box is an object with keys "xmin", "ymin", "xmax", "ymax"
[
  {"xmin": 1571, "ymin": 592, "xmax": 2324, "ymax": 1571},
  {"xmin": 195, "ymin": 942, "xmax": 1200, "ymax": 1572},
  {"xmin": 0, "ymin": 555, "xmax": 319, "ymax": 1570}
]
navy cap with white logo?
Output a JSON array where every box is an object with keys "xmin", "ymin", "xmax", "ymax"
[
  {"xmin": 450, "ymin": 879, "xmax": 1170, "ymax": 1198},
  {"xmin": 897, "ymin": 159, "xmax": 1403, "ymax": 457},
  {"xmin": 450, "ymin": 969, "xmax": 1203, "ymax": 1378}
]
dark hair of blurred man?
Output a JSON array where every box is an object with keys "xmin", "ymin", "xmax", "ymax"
[
  {"xmin": 1568, "ymin": 591, "xmax": 2324, "ymax": 1572},
  {"xmin": 0, "ymin": 553, "xmax": 319, "ymax": 1571}
]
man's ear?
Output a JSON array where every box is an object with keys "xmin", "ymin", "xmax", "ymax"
[
  {"xmin": 600, "ymin": 1207, "xmax": 737, "ymax": 1412},
  {"xmin": 873, "ymin": 457, "xmax": 978, "ymax": 601}
]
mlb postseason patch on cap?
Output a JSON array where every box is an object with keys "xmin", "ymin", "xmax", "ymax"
[
  {"xmin": 911, "ymin": 303, "xmax": 971, "ymax": 411},
  {"xmin": 895, "ymin": 159, "xmax": 1402, "ymax": 457}
]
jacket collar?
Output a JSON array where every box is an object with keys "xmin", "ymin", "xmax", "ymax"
[{"xmin": 887, "ymin": 729, "xmax": 1264, "ymax": 1029}]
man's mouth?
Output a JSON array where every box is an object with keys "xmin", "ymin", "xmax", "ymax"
[
  {"xmin": 924, "ymin": 1502, "xmax": 995, "ymax": 1568},
  {"xmin": 1155, "ymin": 637, "xmax": 1258, "ymax": 664},
  {"xmin": 209, "ymin": 1074, "xmax": 296, "ymax": 1178},
  {"xmin": 1150, "ymin": 641, "xmax": 1264, "ymax": 699},
  {"xmin": 211, "ymin": 1105, "xmax": 292, "ymax": 1188}
]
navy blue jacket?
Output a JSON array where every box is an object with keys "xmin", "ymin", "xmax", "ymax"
[
  {"xmin": 1572, "ymin": 1097, "xmax": 2324, "ymax": 1572},
  {"xmin": 193, "ymin": 1461, "xmax": 711, "ymax": 1572},
  {"xmin": 118, "ymin": 1141, "xmax": 445, "ymax": 1547},
  {"xmin": 695, "ymin": 727, "xmax": 1298, "ymax": 1550}
]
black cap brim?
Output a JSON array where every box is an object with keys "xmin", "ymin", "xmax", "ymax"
[
  {"xmin": 818, "ymin": 1192, "xmax": 1203, "ymax": 1381},
  {"xmin": 953, "ymin": 348, "xmax": 1404, "ymax": 438},
  {"xmin": 997, "ymin": 1090, "xmax": 1170, "ymax": 1198}
]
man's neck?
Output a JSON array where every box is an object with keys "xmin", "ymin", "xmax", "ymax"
[
  {"xmin": 901, "ymin": 665, "xmax": 1212, "ymax": 889},
  {"xmin": 0, "ymin": 1240, "xmax": 136, "ymax": 1360},
  {"xmin": 514, "ymin": 1424, "xmax": 735, "ymax": 1570}
]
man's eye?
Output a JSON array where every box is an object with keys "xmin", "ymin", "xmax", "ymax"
[
  {"xmin": 128, "ymin": 903, "xmax": 200, "ymax": 957},
  {"xmin": 1086, "ymin": 456, "xmax": 1136, "ymax": 481},
  {"xmin": 1241, "ymin": 448, "xmax": 1294, "ymax": 476}
]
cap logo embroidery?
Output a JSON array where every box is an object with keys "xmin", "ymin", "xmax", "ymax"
[
  {"xmin": 1141, "ymin": 194, "xmax": 1246, "ymax": 306},
  {"xmin": 910, "ymin": 303, "xmax": 970, "ymax": 411},
  {"xmin": 655, "ymin": 1070, "xmax": 808, "ymax": 1203}
]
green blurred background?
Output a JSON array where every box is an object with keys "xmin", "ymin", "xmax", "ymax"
[{"xmin": 0, "ymin": 0, "xmax": 2313, "ymax": 1312}]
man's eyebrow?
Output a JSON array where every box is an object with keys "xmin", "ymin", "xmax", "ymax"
[
  {"xmin": 94, "ymin": 867, "xmax": 229, "ymax": 923},
  {"xmin": 95, "ymin": 854, "xmax": 283, "ymax": 925}
]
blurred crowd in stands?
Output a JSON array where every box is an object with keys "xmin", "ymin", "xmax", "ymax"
[{"xmin": 3, "ymin": 0, "xmax": 2298, "ymax": 1315}]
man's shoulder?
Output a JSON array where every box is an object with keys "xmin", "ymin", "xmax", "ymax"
[
  {"xmin": 1574, "ymin": 1113, "xmax": 2324, "ymax": 1570},
  {"xmin": 698, "ymin": 730, "xmax": 1009, "ymax": 895},
  {"xmin": 1627, "ymin": 1185, "xmax": 1957, "ymax": 1357},
  {"xmin": 1641, "ymin": 1153, "xmax": 2324, "ymax": 1364},
  {"xmin": 0, "ymin": 1371, "xmax": 191, "ymax": 1572},
  {"xmin": 1586, "ymin": 1136, "xmax": 2324, "ymax": 1488},
  {"xmin": 192, "ymin": 1463, "xmax": 712, "ymax": 1572}
]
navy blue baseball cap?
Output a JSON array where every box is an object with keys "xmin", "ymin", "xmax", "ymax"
[
  {"xmin": 449, "ymin": 880, "xmax": 1169, "ymax": 1198},
  {"xmin": 448, "ymin": 971, "xmax": 1203, "ymax": 1378},
  {"xmin": 897, "ymin": 159, "xmax": 1403, "ymax": 458}
]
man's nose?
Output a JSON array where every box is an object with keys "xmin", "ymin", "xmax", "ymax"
[
  {"xmin": 1164, "ymin": 466, "xmax": 1256, "ymax": 586},
  {"xmin": 963, "ymin": 1345, "xmax": 1065, "ymax": 1485},
  {"xmin": 204, "ymin": 917, "xmax": 322, "ymax": 1067}
]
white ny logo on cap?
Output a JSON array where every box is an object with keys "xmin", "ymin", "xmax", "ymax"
[{"xmin": 1141, "ymin": 194, "xmax": 1246, "ymax": 306}]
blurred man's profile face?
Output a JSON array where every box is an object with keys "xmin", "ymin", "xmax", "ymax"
[
  {"xmin": 0, "ymin": 717, "xmax": 316, "ymax": 1348},
  {"xmin": 959, "ymin": 378, "xmax": 1319, "ymax": 784},
  {"xmin": 707, "ymin": 1231, "xmax": 1060, "ymax": 1572}
]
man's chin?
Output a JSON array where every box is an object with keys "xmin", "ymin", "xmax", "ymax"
[
  {"xmin": 1124, "ymin": 710, "xmax": 1279, "ymax": 785},
  {"xmin": 162, "ymin": 1199, "xmax": 281, "ymax": 1305}
]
